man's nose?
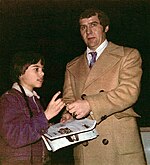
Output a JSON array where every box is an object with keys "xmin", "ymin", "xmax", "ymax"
[{"xmin": 86, "ymin": 26, "xmax": 92, "ymax": 34}]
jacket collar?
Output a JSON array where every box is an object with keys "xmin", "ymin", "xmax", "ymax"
[{"xmin": 12, "ymin": 82, "xmax": 40, "ymax": 99}]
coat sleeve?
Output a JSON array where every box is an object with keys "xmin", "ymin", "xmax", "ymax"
[
  {"xmin": 0, "ymin": 93, "xmax": 49, "ymax": 148},
  {"xmin": 86, "ymin": 48, "xmax": 142, "ymax": 123}
]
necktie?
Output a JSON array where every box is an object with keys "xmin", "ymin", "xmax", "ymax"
[{"xmin": 89, "ymin": 52, "xmax": 97, "ymax": 68}]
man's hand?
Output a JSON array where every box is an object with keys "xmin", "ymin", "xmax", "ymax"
[
  {"xmin": 66, "ymin": 100, "xmax": 91, "ymax": 119},
  {"xmin": 60, "ymin": 112, "xmax": 72, "ymax": 123}
]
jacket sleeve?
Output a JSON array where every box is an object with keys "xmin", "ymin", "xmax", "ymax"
[{"xmin": 0, "ymin": 93, "xmax": 49, "ymax": 148}]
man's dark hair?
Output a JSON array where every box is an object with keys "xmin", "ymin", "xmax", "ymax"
[
  {"xmin": 11, "ymin": 51, "xmax": 45, "ymax": 82},
  {"xmin": 79, "ymin": 8, "xmax": 110, "ymax": 29}
]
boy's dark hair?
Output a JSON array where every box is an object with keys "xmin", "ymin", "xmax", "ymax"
[
  {"xmin": 11, "ymin": 51, "xmax": 45, "ymax": 82},
  {"xmin": 79, "ymin": 8, "xmax": 110, "ymax": 29}
]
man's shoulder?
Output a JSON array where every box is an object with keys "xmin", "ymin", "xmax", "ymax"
[
  {"xmin": 66, "ymin": 53, "xmax": 85, "ymax": 67},
  {"xmin": 108, "ymin": 42, "xmax": 139, "ymax": 57},
  {"xmin": 108, "ymin": 41, "xmax": 134, "ymax": 50}
]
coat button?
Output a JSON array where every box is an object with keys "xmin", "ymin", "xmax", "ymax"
[
  {"xmin": 81, "ymin": 94, "xmax": 86, "ymax": 100},
  {"xmin": 101, "ymin": 115, "xmax": 107, "ymax": 121},
  {"xmin": 99, "ymin": 90, "xmax": 104, "ymax": 93},
  {"xmin": 82, "ymin": 141, "xmax": 88, "ymax": 146},
  {"xmin": 102, "ymin": 139, "xmax": 109, "ymax": 145}
]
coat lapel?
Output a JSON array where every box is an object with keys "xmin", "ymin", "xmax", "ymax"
[
  {"xmin": 68, "ymin": 53, "xmax": 90, "ymax": 85},
  {"xmin": 84, "ymin": 42, "xmax": 122, "ymax": 89},
  {"xmin": 67, "ymin": 42, "xmax": 124, "ymax": 91}
]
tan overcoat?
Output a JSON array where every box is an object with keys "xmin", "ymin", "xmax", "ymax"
[{"xmin": 63, "ymin": 42, "xmax": 147, "ymax": 165}]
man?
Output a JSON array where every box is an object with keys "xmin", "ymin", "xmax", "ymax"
[{"xmin": 61, "ymin": 8, "xmax": 146, "ymax": 165}]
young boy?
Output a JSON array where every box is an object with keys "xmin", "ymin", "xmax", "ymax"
[{"xmin": 0, "ymin": 51, "xmax": 65, "ymax": 165}]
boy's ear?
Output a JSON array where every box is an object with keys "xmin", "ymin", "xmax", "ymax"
[
  {"xmin": 104, "ymin": 25, "xmax": 109, "ymax": 32},
  {"xmin": 19, "ymin": 74, "xmax": 23, "ymax": 80}
]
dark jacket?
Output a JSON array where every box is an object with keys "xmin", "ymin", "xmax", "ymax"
[{"xmin": 0, "ymin": 88, "xmax": 49, "ymax": 164}]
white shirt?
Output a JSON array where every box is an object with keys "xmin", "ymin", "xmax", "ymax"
[
  {"xmin": 86, "ymin": 40, "xmax": 108, "ymax": 65},
  {"xmin": 12, "ymin": 82, "xmax": 40, "ymax": 99}
]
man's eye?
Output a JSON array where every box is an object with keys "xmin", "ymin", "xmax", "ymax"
[
  {"xmin": 91, "ymin": 22, "xmax": 98, "ymax": 27},
  {"xmin": 80, "ymin": 26, "xmax": 86, "ymax": 31}
]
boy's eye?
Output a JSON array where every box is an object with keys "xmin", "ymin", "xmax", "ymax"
[
  {"xmin": 33, "ymin": 67, "xmax": 44, "ymax": 72},
  {"xmin": 34, "ymin": 68, "xmax": 39, "ymax": 72}
]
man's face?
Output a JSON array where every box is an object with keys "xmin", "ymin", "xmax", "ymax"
[{"xmin": 79, "ymin": 14, "xmax": 108, "ymax": 50}]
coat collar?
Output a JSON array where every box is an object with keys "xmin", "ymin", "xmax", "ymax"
[{"xmin": 67, "ymin": 42, "xmax": 123, "ymax": 89}]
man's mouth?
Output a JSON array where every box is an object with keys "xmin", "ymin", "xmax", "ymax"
[{"xmin": 87, "ymin": 37, "xmax": 95, "ymax": 40}]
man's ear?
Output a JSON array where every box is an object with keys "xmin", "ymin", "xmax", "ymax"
[{"xmin": 104, "ymin": 25, "xmax": 109, "ymax": 33}]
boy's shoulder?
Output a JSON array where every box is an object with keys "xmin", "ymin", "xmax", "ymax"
[{"xmin": 1, "ymin": 88, "xmax": 22, "ymax": 100}]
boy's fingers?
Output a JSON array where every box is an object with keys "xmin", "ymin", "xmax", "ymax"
[{"xmin": 51, "ymin": 91, "xmax": 61, "ymax": 102}]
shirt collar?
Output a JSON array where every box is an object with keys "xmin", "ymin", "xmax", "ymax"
[
  {"xmin": 87, "ymin": 39, "xmax": 108, "ymax": 62},
  {"xmin": 12, "ymin": 82, "xmax": 40, "ymax": 99}
]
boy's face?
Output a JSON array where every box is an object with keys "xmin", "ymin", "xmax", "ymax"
[
  {"xmin": 79, "ymin": 14, "xmax": 109, "ymax": 50},
  {"xmin": 19, "ymin": 60, "xmax": 44, "ymax": 91}
]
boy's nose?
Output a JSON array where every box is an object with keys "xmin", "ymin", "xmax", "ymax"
[{"xmin": 40, "ymin": 71, "xmax": 44, "ymax": 76}]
